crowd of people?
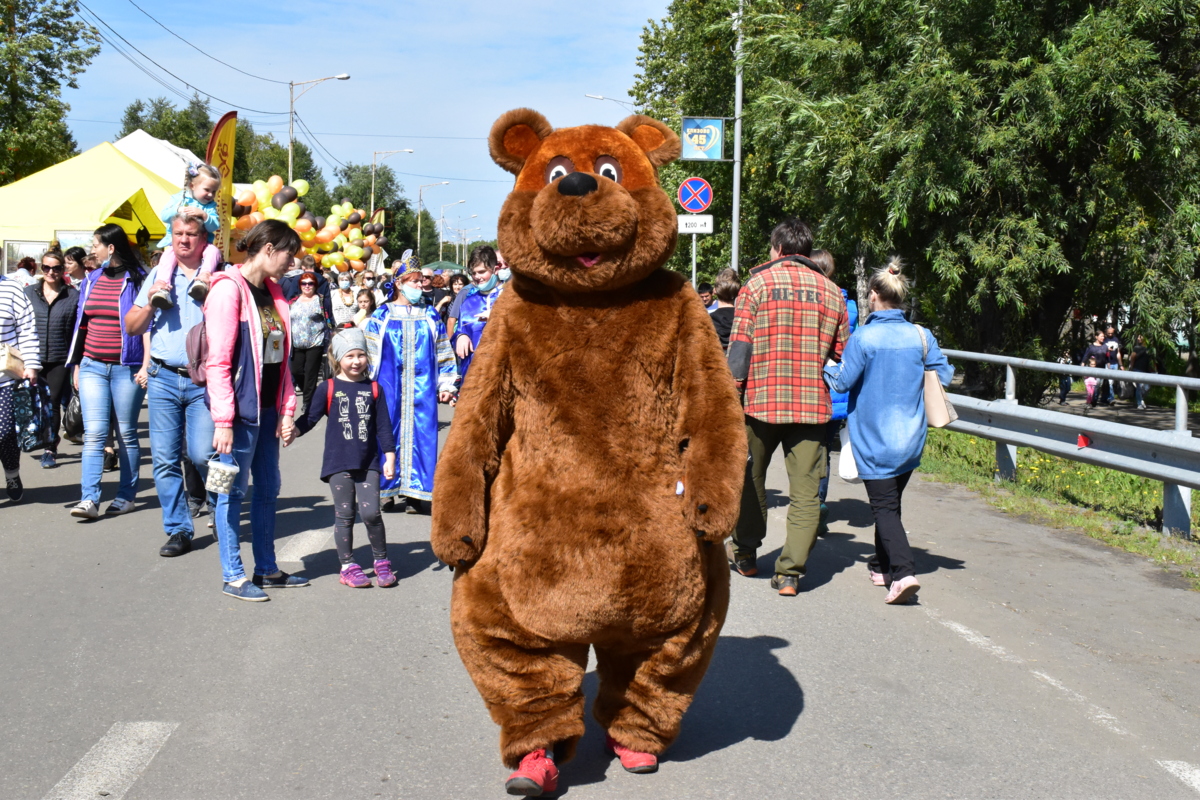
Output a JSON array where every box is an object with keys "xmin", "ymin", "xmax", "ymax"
[
  {"xmin": 1, "ymin": 165, "xmax": 982, "ymax": 609},
  {"xmin": 0, "ymin": 170, "xmax": 511, "ymax": 602},
  {"xmin": 1068, "ymin": 326, "xmax": 1157, "ymax": 409}
]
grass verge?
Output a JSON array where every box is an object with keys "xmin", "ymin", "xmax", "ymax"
[{"xmin": 919, "ymin": 428, "xmax": 1200, "ymax": 590}]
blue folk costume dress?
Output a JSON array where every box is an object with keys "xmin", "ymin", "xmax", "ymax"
[
  {"xmin": 364, "ymin": 301, "xmax": 457, "ymax": 501},
  {"xmin": 454, "ymin": 283, "xmax": 504, "ymax": 384}
]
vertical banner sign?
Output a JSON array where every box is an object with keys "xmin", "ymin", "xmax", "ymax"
[
  {"xmin": 681, "ymin": 117, "xmax": 724, "ymax": 161},
  {"xmin": 368, "ymin": 209, "xmax": 387, "ymax": 271},
  {"xmin": 206, "ymin": 111, "xmax": 238, "ymax": 260}
]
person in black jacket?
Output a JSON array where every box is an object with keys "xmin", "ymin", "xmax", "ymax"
[{"xmin": 24, "ymin": 250, "xmax": 79, "ymax": 468}]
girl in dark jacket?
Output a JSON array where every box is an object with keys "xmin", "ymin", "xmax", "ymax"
[{"xmin": 24, "ymin": 249, "xmax": 79, "ymax": 468}]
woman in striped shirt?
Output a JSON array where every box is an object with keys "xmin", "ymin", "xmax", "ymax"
[
  {"xmin": 66, "ymin": 224, "xmax": 150, "ymax": 519},
  {"xmin": 0, "ymin": 276, "xmax": 42, "ymax": 501}
]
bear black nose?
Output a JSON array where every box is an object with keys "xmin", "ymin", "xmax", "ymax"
[{"xmin": 557, "ymin": 171, "xmax": 598, "ymax": 197}]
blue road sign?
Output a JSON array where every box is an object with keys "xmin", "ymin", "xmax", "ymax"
[{"xmin": 677, "ymin": 177, "xmax": 713, "ymax": 213}]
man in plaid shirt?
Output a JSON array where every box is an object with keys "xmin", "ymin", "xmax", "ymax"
[{"xmin": 726, "ymin": 218, "xmax": 850, "ymax": 596}]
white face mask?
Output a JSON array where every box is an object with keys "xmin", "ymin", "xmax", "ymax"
[
  {"xmin": 496, "ymin": 268, "xmax": 512, "ymax": 282},
  {"xmin": 401, "ymin": 285, "xmax": 424, "ymax": 304},
  {"xmin": 364, "ymin": 279, "xmax": 375, "ymax": 288},
  {"xmin": 338, "ymin": 278, "xmax": 352, "ymax": 289}
]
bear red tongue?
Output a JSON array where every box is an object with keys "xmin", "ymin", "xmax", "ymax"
[{"xmin": 576, "ymin": 253, "xmax": 602, "ymax": 268}]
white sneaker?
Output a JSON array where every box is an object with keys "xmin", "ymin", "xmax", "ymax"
[
  {"xmin": 105, "ymin": 498, "xmax": 137, "ymax": 516},
  {"xmin": 70, "ymin": 500, "xmax": 99, "ymax": 519}
]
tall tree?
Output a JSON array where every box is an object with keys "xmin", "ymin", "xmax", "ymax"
[
  {"xmin": 117, "ymin": 94, "xmax": 214, "ymax": 164},
  {"xmin": 635, "ymin": 0, "xmax": 1200, "ymax": 381},
  {"xmin": 0, "ymin": 0, "xmax": 100, "ymax": 184}
]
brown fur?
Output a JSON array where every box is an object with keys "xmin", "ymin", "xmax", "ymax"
[{"xmin": 432, "ymin": 110, "xmax": 746, "ymax": 769}]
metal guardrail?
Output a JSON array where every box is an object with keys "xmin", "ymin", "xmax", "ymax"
[{"xmin": 940, "ymin": 349, "xmax": 1196, "ymax": 537}]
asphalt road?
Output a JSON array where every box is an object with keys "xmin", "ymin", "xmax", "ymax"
[{"xmin": 4, "ymin": 405, "xmax": 1200, "ymax": 799}]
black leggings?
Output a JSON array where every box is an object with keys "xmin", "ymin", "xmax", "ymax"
[
  {"xmin": 291, "ymin": 345, "xmax": 324, "ymax": 414},
  {"xmin": 329, "ymin": 469, "xmax": 387, "ymax": 564},
  {"xmin": 863, "ymin": 470, "xmax": 915, "ymax": 581},
  {"xmin": 0, "ymin": 383, "xmax": 17, "ymax": 475},
  {"xmin": 42, "ymin": 362, "xmax": 70, "ymax": 452}
]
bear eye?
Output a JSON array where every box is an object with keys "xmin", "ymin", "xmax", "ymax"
[
  {"xmin": 595, "ymin": 156, "xmax": 622, "ymax": 183},
  {"xmin": 546, "ymin": 156, "xmax": 574, "ymax": 184}
]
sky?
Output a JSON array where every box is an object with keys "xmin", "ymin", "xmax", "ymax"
[{"xmin": 65, "ymin": 0, "xmax": 671, "ymax": 249}]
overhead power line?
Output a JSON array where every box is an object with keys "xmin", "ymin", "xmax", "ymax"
[
  {"xmin": 124, "ymin": 0, "xmax": 290, "ymax": 85},
  {"xmin": 76, "ymin": 1, "xmax": 288, "ymax": 116}
]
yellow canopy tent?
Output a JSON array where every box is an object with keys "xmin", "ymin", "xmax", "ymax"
[{"xmin": 0, "ymin": 142, "xmax": 177, "ymax": 267}]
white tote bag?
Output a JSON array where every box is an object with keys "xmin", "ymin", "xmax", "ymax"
[{"xmin": 838, "ymin": 425, "xmax": 862, "ymax": 484}]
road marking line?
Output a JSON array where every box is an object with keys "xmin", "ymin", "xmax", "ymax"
[
  {"xmin": 1031, "ymin": 671, "xmax": 1127, "ymax": 735},
  {"xmin": 924, "ymin": 608, "xmax": 1025, "ymax": 663},
  {"xmin": 1158, "ymin": 761, "xmax": 1200, "ymax": 794},
  {"xmin": 276, "ymin": 527, "xmax": 333, "ymax": 563},
  {"xmin": 42, "ymin": 721, "xmax": 178, "ymax": 800}
]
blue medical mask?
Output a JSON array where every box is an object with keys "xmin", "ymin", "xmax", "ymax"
[
  {"xmin": 401, "ymin": 285, "xmax": 424, "ymax": 304},
  {"xmin": 496, "ymin": 268, "xmax": 512, "ymax": 282},
  {"xmin": 477, "ymin": 274, "xmax": 498, "ymax": 292}
]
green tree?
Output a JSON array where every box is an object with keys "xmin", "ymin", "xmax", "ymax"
[
  {"xmin": 0, "ymin": 0, "xmax": 100, "ymax": 184},
  {"xmin": 635, "ymin": 0, "xmax": 1200, "ymax": 386},
  {"xmin": 117, "ymin": 94, "xmax": 214, "ymax": 164}
]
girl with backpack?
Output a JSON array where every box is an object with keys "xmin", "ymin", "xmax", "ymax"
[{"xmin": 292, "ymin": 328, "xmax": 398, "ymax": 588}]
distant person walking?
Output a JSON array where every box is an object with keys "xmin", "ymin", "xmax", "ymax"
[
  {"xmin": 288, "ymin": 271, "xmax": 329, "ymax": 414},
  {"xmin": 1081, "ymin": 331, "xmax": 1109, "ymax": 406},
  {"xmin": 726, "ymin": 218, "xmax": 850, "ymax": 596},
  {"xmin": 708, "ymin": 268, "xmax": 739, "ymax": 351},
  {"xmin": 24, "ymin": 249, "xmax": 78, "ymax": 469},
  {"xmin": 1129, "ymin": 334, "xmax": 1154, "ymax": 410},
  {"xmin": 1104, "ymin": 325, "xmax": 1124, "ymax": 403},
  {"xmin": 823, "ymin": 259, "xmax": 954, "ymax": 605}
]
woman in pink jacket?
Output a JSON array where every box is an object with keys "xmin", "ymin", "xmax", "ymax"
[{"xmin": 207, "ymin": 220, "xmax": 307, "ymax": 602}]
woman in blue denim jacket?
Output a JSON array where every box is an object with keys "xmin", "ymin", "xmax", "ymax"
[{"xmin": 824, "ymin": 259, "xmax": 953, "ymax": 605}]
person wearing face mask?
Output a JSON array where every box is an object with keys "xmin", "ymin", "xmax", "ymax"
[
  {"xmin": 330, "ymin": 269, "xmax": 359, "ymax": 328},
  {"xmin": 445, "ymin": 245, "xmax": 503, "ymax": 385},
  {"xmin": 495, "ymin": 251, "xmax": 513, "ymax": 284},
  {"xmin": 364, "ymin": 270, "xmax": 458, "ymax": 513},
  {"xmin": 360, "ymin": 271, "xmax": 386, "ymax": 306},
  {"xmin": 420, "ymin": 267, "xmax": 448, "ymax": 308}
]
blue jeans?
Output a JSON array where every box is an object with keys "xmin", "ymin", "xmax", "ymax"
[
  {"xmin": 214, "ymin": 407, "xmax": 281, "ymax": 583},
  {"xmin": 78, "ymin": 357, "xmax": 145, "ymax": 504},
  {"xmin": 1105, "ymin": 363, "xmax": 1119, "ymax": 402},
  {"xmin": 147, "ymin": 363, "xmax": 215, "ymax": 538}
]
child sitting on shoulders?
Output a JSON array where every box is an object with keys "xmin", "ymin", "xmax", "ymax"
[
  {"xmin": 152, "ymin": 162, "xmax": 222, "ymax": 310},
  {"xmin": 293, "ymin": 328, "xmax": 398, "ymax": 588}
]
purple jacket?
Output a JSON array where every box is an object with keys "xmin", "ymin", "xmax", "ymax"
[{"xmin": 67, "ymin": 262, "xmax": 146, "ymax": 367}]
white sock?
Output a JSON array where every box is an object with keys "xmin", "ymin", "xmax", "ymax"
[{"xmin": 229, "ymin": 577, "xmax": 248, "ymax": 587}]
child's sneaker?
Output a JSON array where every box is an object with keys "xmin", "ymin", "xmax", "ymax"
[
  {"xmin": 505, "ymin": 749, "xmax": 558, "ymax": 796},
  {"xmin": 150, "ymin": 288, "xmax": 174, "ymax": 310},
  {"xmin": 339, "ymin": 563, "xmax": 371, "ymax": 588},
  {"xmin": 188, "ymin": 281, "xmax": 209, "ymax": 302},
  {"xmin": 373, "ymin": 559, "xmax": 398, "ymax": 587}
]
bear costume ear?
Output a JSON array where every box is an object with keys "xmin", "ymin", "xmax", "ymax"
[
  {"xmin": 616, "ymin": 115, "xmax": 682, "ymax": 168},
  {"xmin": 490, "ymin": 108, "xmax": 553, "ymax": 175}
]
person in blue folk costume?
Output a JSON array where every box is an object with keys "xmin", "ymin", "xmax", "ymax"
[
  {"xmin": 446, "ymin": 245, "xmax": 504, "ymax": 386},
  {"xmin": 364, "ymin": 268, "xmax": 457, "ymax": 514}
]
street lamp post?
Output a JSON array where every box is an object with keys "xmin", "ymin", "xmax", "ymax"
[
  {"xmin": 289, "ymin": 73, "xmax": 350, "ymax": 183},
  {"xmin": 584, "ymin": 93, "xmax": 639, "ymax": 113},
  {"xmin": 458, "ymin": 225, "xmax": 481, "ymax": 264},
  {"xmin": 439, "ymin": 200, "xmax": 465, "ymax": 261},
  {"xmin": 369, "ymin": 149, "xmax": 414, "ymax": 214},
  {"xmin": 417, "ymin": 182, "xmax": 449, "ymax": 263},
  {"xmin": 451, "ymin": 216, "xmax": 478, "ymax": 263}
]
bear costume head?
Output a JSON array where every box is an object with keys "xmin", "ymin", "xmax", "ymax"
[{"xmin": 489, "ymin": 108, "xmax": 682, "ymax": 293}]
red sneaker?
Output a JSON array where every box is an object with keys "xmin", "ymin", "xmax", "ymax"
[
  {"xmin": 505, "ymin": 748, "xmax": 559, "ymax": 796},
  {"xmin": 605, "ymin": 735, "xmax": 659, "ymax": 774}
]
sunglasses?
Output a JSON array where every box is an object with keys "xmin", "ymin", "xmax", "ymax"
[
  {"xmin": 300, "ymin": 282, "xmax": 316, "ymax": 287},
  {"xmin": 41, "ymin": 263, "xmax": 64, "ymax": 272}
]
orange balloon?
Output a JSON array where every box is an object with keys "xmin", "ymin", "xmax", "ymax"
[
  {"xmin": 293, "ymin": 218, "xmax": 313, "ymax": 233},
  {"xmin": 336, "ymin": 262, "xmax": 351, "ymax": 272},
  {"xmin": 364, "ymin": 234, "xmax": 377, "ymax": 246},
  {"xmin": 236, "ymin": 190, "xmax": 257, "ymax": 207},
  {"xmin": 370, "ymin": 244, "xmax": 381, "ymax": 254},
  {"xmin": 250, "ymin": 211, "xmax": 265, "ymax": 225},
  {"xmin": 267, "ymin": 175, "xmax": 284, "ymax": 194},
  {"xmin": 235, "ymin": 215, "xmax": 255, "ymax": 231},
  {"xmin": 349, "ymin": 259, "xmax": 365, "ymax": 272},
  {"xmin": 314, "ymin": 229, "xmax": 335, "ymax": 244}
]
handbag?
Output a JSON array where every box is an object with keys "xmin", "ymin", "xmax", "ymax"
[
  {"xmin": 0, "ymin": 344, "xmax": 23, "ymax": 380},
  {"xmin": 917, "ymin": 325, "xmax": 957, "ymax": 428},
  {"xmin": 63, "ymin": 393, "xmax": 83, "ymax": 440},
  {"xmin": 838, "ymin": 425, "xmax": 863, "ymax": 484},
  {"xmin": 13, "ymin": 379, "xmax": 54, "ymax": 452}
]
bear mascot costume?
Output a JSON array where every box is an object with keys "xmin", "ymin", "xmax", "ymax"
[{"xmin": 431, "ymin": 109, "xmax": 747, "ymax": 797}]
